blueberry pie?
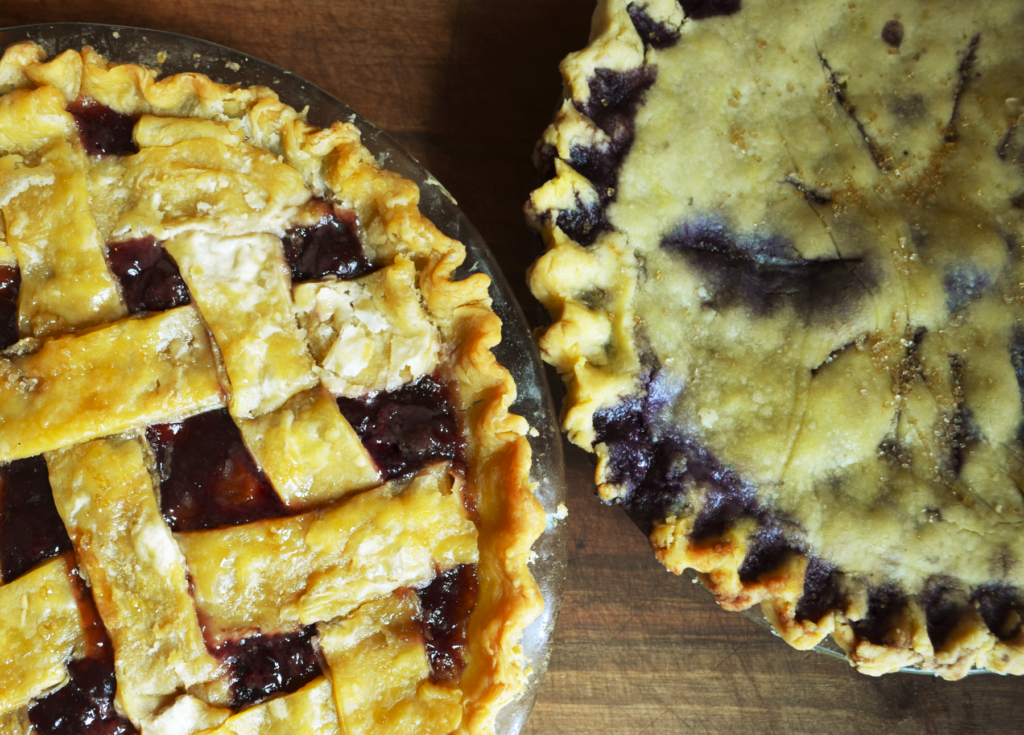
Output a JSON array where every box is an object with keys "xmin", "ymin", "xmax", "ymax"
[
  {"xmin": 527, "ymin": 0, "xmax": 1024, "ymax": 678},
  {"xmin": 0, "ymin": 40, "xmax": 544, "ymax": 733}
]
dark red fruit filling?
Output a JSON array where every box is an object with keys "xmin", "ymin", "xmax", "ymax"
[
  {"xmin": 30, "ymin": 568, "xmax": 136, "ymax": 735},
  {"xmin": 29, "ymin": 658, "xmax": 136, "ymax": 735},
  {"xmin": 0, "ymin": 456, "xmax": 73, "ymax": 583},
  {"xmin": 213, "ymin": 627, "xmax": 321, "ymax": 709},
  {"xmin": 417, "ymin": 564, "xmax": 478, "ymax": 681},
  {"xmin": 68, "ymin": 98, "xmax": 139, "ymax": 157},
  {"xmin": 147, "ymin": 409, "xmax": 286, "ymax": 532},
  {"xmin": 336, "ymin": 375, "xmax": 461, "ymax": 481},
  {"xmin": 0, "ymin": 264, "xmax": 20, "ymax": 350},
  {"xmin": 106, "ymin": 236, "xmax": 191, "ymax": 314},
  {"xmin": 282, "ymin": 204, "xmax": 374, "ymax": 283}
]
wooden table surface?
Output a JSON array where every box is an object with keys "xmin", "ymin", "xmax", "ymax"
[{"xmin": 3, "ymin": 1, "xmax": 1023, "ymax": 733}]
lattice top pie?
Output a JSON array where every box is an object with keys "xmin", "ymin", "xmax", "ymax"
[
  {"xmin": 528, "ymin": 0, "xmax": 1024, "ymax": 678},
  {"xmin": 0, "ymin": 40, "xmax": 544, "ymax": 734}
]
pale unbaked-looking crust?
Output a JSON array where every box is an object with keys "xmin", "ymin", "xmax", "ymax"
[
  {"xmin": 526, "ymin": 0, "xmax": 1024, "ymax": 679},
  {"xmin": 0, "ymin": 40, "xmax": 545, "ymax": 732}
]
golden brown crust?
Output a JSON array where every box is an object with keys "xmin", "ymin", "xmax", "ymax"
[{"xmin": 0, "ymin": 40, "xmax": 545, "ymax": 731}]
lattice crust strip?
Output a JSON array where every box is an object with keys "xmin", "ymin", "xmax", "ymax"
[
  {"xmin": 237, "ymin": 386, "xmax": 381, "ymax": 510},
  {"xmin": 0, "ymin": 305, "xmax": 225, "ymax": 463},
  {"xmin": 293, "ymin": 255, "xmax": 442, "ymax": 398},
  {"xmin": 178, "ymin": 462, "xmax": 478, "ymax": 640},
  {"xmin": 45, "ymin": 435, "xmax": 221, "ymax": 725},
  {"xmin": 319, "ymin": 594, "xmax": 462, "ymax": 735},
  {"xmin": 194, "ymin": 678, "xmax": 342, "ymax": 735},
  {"xmin": 1, "ymin": 137, "xmax": 126, "ymax": 340},
  {"xmin": 0, "ymin": 556, "xmax": 85, "ymax": 715},
  {"xmin": 164, "ymin": 231, "xmax": 318, "ymax": 419}
]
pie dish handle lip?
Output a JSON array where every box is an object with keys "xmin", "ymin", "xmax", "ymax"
[{"xmin": 0, "ymin": 20, "xmax": 570, "ymax": 732}]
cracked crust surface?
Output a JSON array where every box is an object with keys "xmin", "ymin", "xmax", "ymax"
[{"xmin": 528, "ymin": 0, "xmax": 1024, "ymax": 678}]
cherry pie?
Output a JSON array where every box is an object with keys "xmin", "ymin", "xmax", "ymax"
[{"xmin": 0, "ymin": 39, "xmax": 544, "ymax": 734}]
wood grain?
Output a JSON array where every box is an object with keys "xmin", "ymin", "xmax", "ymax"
[{"xmin": 2, "ymin": 2, "xmax": 1023, "ymax": 733}]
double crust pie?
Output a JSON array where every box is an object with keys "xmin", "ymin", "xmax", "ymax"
[
  {"xmin": 0, "ymin": 40, "xmax": 544, "ymax": 734},
  {"xmin": 528, "ymin": 0, "xmax": 1024, "ymax": 678}
]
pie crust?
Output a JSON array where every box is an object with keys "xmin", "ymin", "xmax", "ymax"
[
  {"xmin": 0, "ymin": 40, "xmax": 544, "ymax": 733},
  {"xmin": 528, "ymin": 0, "xmax": 1024, "ymax": 679}
]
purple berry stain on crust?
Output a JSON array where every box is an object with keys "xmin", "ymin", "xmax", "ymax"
[
  {"xmin": 555, "ymin": 193, "xmax": 608, "ymax": 248},
  {"xmin": 794, "ymin": 557, "xmax": 842, "ymax": 623},
  {"xmin": 944, "ymin": 266, "xmax": 990, "ymax": 314},
  {"xmin": 590, "ymin": 395, "xmax": 654, "ymax": 501},
  {"xmin": 540, "ymin": 66, "xmax": 656, "ymax": 246},
  {"xmin": 214, "ymin": 627, "xmax": 322, "ymax": 710},
  {"xmin": 851, "ymin": 585, "xmax": 906, "ymax": 646},
  {"xmin": 282, "ymin": 203, "xmax": 375, "ymax": 283},
  {"xmin": 972, "ymin": 585, "xmax": 1023, "ymax": 640},
  {"xmin": 660, "ymin": 218, "xmax": 870, "ymax": 322},
  {"xmin": 592, "ymin": 367, "xmax": 758, "ymax": 537},
  {"xmin": 417, "ymin": 564, "xmax": 478, "ymax": 681},
  {"xmin": 921, "ymin": 583, "xmax": 970, "ymax": 650},
  {"xmin": 679, "ymin": 0, "xmax": 741, "ymax": 20},
  {"xmin": 627, "ymin": 3, "xmax": 682, "ymax": 49},
  {"xmin": 882, "ymin": 19, "xmax": 905, "ymax": 48},
  {"xmin": 1010, "ymin": 329, "xmax": 1024, "ymax": 396},
  {"xmin": 580, "ymin": 67, "xmax": 656, "ymax": 136},
  {"xmin": 576, "ymin": 67, "xmax": 656, "ymax": 190},
  {"xmin": 737, "ymin": 525, "xmax": 792, "ymax": 583},
  {"xmin": 68, "ymin": 98, "xmax": 139, "ymax": 157},
  {"xmin": 147, "ymin": 409, "xmax": 287, "ymax": 532},
  {"xmin": 106, "ymin": 236, "xmax": 191, "ymax": 314},
  {"xmin": 945, "ymin": 354, "xmax": 979, "ymax": 478},
  {"xmin": 336, "ymin": 374, "xmax": 462, "ymax": 481},
  {"xmin": 0, "ymin": 456, "xmax": 73, "ymax": 583},
  {"xmin": 1007, "ymin": 329, "xmax": 1024, "ymax": 444},
  {"xmin": 536, "ymin": 47, "xmax": 661, "ymax": 247},
  {"xmin": 0, "ymin": 264, "xmax": 20, "ymax": 350},
  {"xmin": 593, "ymin": 364, "xmax": 849, "ymax": 619}
]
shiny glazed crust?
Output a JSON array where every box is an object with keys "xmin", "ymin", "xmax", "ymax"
[
  {"xmin": 0, "ymin": 41, "xmax": 544, "ymax": 733},
  {"xmin": 527, "ymin": 0, "xmax": 1024, "ymax": 679}
]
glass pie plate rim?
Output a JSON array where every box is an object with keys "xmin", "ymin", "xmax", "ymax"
[{"xmin": 0, "ymin": 21, "xmax": 569, "ymax": 732}]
